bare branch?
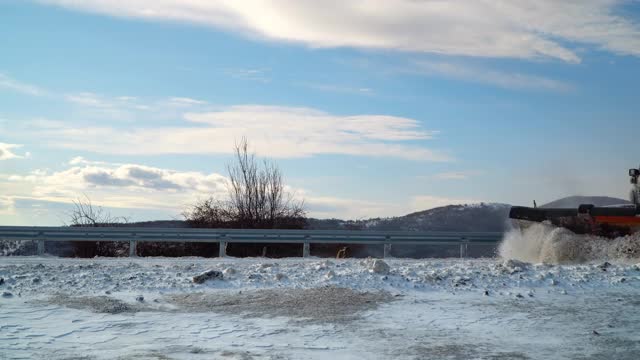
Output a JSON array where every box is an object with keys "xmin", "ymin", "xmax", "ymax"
[{"xmin": 67, "ymin": 194, "xmax": 129, "ymax": 227}]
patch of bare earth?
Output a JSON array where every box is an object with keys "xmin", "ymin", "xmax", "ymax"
[
  {"xmin": 166, "ymin": 286, "xmax": 394, "ymax": 323},
  {"xmin": 47, "ymin": 294, "xmax": 145, "ymax": 314}
]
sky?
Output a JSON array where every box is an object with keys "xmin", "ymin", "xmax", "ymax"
[{"xmin": 2, "ymin": 0, "xmax": 640, "ymax": 226}]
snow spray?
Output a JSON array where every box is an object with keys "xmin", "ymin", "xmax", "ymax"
[{"xmin": 499, "ymin": 222, "xmax": 640, "ymax": 264}]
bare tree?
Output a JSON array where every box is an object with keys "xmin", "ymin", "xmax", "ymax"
[
  {"xmin": 67, "ymin": 195, "xmax": 129, "ymax": 227},
  {"xmin": 65, "ymin": 195, "xmax": 130, "ymax": 257},
  {"xmin": 185, "ymin": 138, "xmax": 306, "ymax": 229}
]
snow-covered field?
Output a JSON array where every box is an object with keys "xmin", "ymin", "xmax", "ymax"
[{"xmin": 2, "ymin": 254, "xmax": 640, "ymax": 360}]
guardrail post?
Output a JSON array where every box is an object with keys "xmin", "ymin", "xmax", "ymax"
[
  {"xmin": 383, "ymin": 237, "xmax": 392, "ymax": 258},
  {"xmin": 129, "ymin": 233, "xmax": 138, "ymax": 257},
  {"xmin": 303, "ymin": 236, "xmax": 310, "ymax": 258},
  {"xmin": 37, "ymin": 231, "xmax": 45, "ymax": 256},
  {"xmin": 459, "ymin": 239, "xmax": 468, "ymax": 259},
  {"xmin": 219, "ymin": 235, "xmax": 227, "ymax": 257}
]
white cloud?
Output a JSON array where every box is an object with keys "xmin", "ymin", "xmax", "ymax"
[
  {"xmin": 39, "ymin": 1, "xmax": 640, "ymax": 62},
  {"xmin": 412, "ymin": 61, "xmax": 573, "ymax": 92},
  {"xmin": 0, "ymin": 73, "xmax": 47, "ymax": 96},
  {"xmin": 68, "ymin": 156, "xmax": 111, "ymax": 166},
  {"xmin": 0, "ymin": 143, "xmax": 24, "ymax": 160},
  {"xmin": 410, "ymin": 195, "xmax": 481, "ymax": 212},
  {"xmin": 28, "ymin": 105, "xmax": 450, "ymax": 161},
  {"xmin": 3, "ymin": 161, "xmax": 229, "ymax": 211}
]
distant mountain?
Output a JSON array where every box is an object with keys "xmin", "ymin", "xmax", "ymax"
[
  {"xmin": 541, "ymin": 196, "xmax": 630, "ymax": 208},
  {"xmin": 307, "ymin": 203, "xmax": 512, "ymax": 232},
  {"xmin": 116, "ymin": 220, "xmax": 190, "ymax": 228}
]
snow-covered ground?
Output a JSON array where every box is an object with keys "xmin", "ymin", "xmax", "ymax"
[{"xmin": 1, "ymin": 255, "xmax": 640, "ymax": 359}]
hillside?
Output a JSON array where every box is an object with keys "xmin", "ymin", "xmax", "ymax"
[{"xmin": 307, "ymin": 203, "xmax": 511, "ymax": 232}]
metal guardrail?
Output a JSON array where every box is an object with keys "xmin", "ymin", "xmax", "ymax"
[{"xmin": 0, "ymin": 226, "xmax": 503, "ymax": 258}]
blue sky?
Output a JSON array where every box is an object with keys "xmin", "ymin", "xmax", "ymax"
[{"xmin": 2, "ymin": 0, "xmax": 640, "ymax": 225}]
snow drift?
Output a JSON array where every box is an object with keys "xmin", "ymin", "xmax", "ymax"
[{"xmin": 500, "ymin": 222, "xmax": 640, "ymax": 264}]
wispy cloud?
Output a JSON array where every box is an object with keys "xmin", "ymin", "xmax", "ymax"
[
  {"xmin": 2, "ymin": 74, "xmax": 210, "ymax": 116},
  {"xmin": 0, "ymin": 73, "xmax": 48, "ymax": 96},
  {"xmin": 59, "ymin": 92, "xmax": 211, "ymax": 121},
  {"xmin": 24, "ymin": 105, "xmax": 450, "ymax": 161},
  {"xmin": 424, "ymin": 171, "xmax": 484, "ymax": 181},
  {"xmin": 0, "ymin": 143, "xmax": 25, "ymax": 160},
  {"xmin": 63, "ymin": 92, "xmax": 207, "ymax": 110},
  {"xmin": 167, "ymin": 97, "xmax": 208, "ymax": 106},
  {"xmin": 301, "ymin": 83, "xmax": 374, "ymax": 96},
  {"xmin": 432, "ymin": 172, "xmax": 471, "ymax": 181},
  {"xmin": 225, "ymin": 68, "xmax": 271, "ymax": 83},
  {"xmin": 412, "ymin": 61, "xmax": 573, "ymax": 92},
  {"xmin": 65, "ymin": 92, "xmax": 114, "ymax": 107},
  {"xmin": 39, "ymin": 1, "xmax": 640, "ymax": 62}
]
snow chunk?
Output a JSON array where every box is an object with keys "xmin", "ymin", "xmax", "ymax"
[
  {"xmin": 223, "ymin": 267, "xmax": 236, "ymax": 276},
  {"xmin": 501, "ymin": 259, "xmax": 529, "ymax": 274},
  {"xmin": 192, "ymin": 270, "xmax": 223, "ymax": 284},
  {"xmin": 363, "ymin": 259, "xmax": 390, "ymax": 275},
  {"xmin": 315, "ymin": 260, "xmax": 334, "ymax": 271}
]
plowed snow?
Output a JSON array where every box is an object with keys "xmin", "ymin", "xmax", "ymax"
[{"xmin": 500, "ymin": 222, "xmax": 640, "ymax": 264}]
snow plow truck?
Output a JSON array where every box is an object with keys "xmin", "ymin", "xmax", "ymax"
[{"xmin": 509, "ymin": 166, "xmax": 640, "ymax": 238}]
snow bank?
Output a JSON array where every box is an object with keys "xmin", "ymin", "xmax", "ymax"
[
  {"xmin": 500, "ymin": 222, "xmax": 640, "ymax": 264},
  {"xmin": 2, "ymin": 257, "xmax": 639, "ymax": 300}
]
